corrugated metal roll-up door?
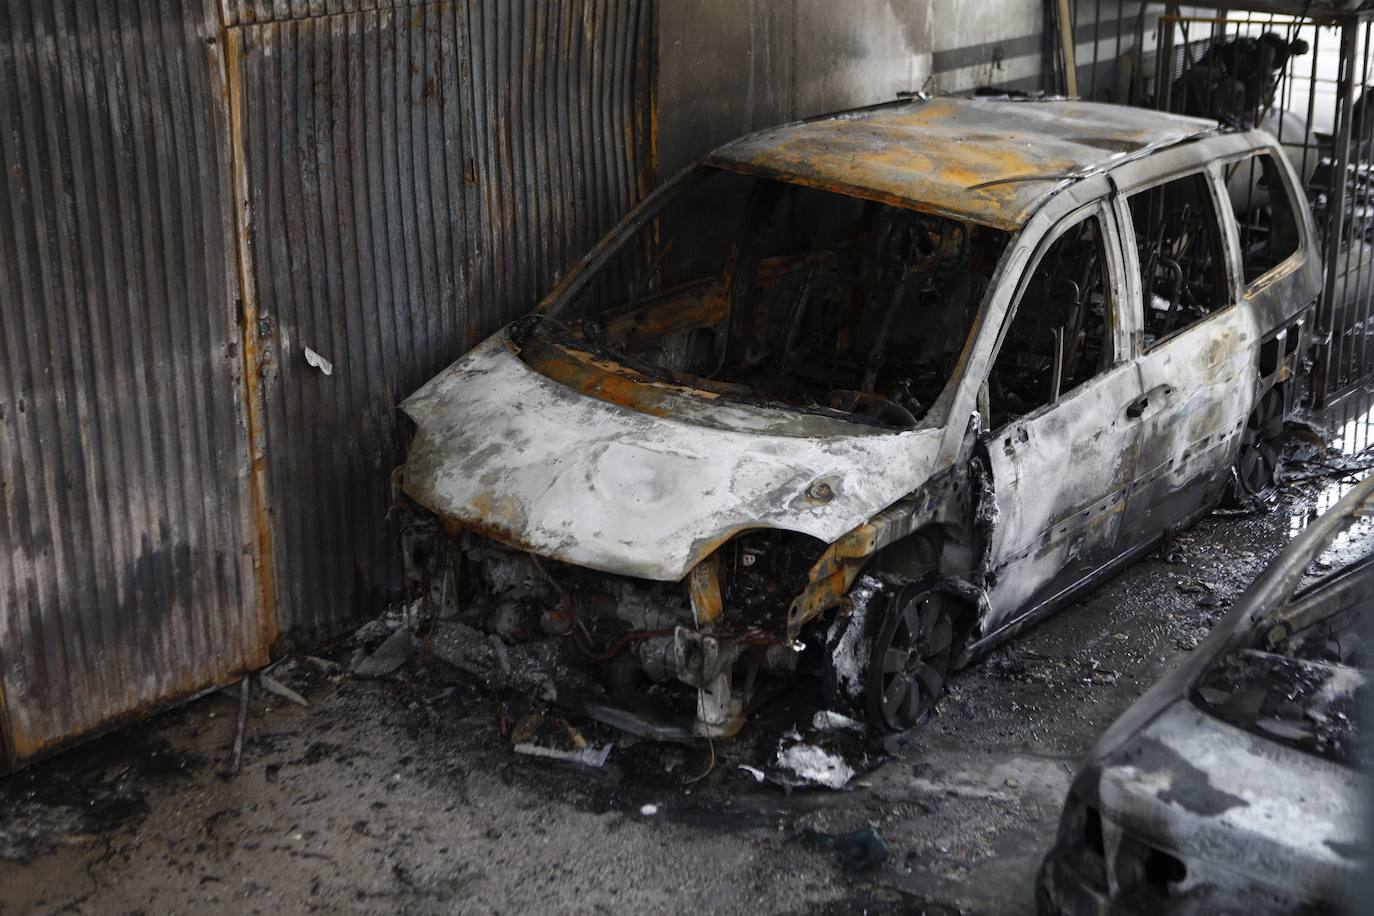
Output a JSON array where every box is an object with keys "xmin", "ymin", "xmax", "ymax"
[
  {"xmin": 226, "ymin": 0, "xmax": 656, "ymax": 646},
  {"xmin": 0, "ymin": 0, "xmax": 270, "ymax": 767},
  {"xmin": 0, "ymin": 0, "xmax": 654, "ymax": 768}
]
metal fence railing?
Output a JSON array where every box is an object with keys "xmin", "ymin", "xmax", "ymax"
[{"xmin": 1068, "ymin": 2, "xmax": 1374, "ymax": 407}]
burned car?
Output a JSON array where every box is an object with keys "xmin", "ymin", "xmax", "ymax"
[
  {"xmin": 398, "ymin": 96, "xmax": 1321, "ymax": 738},
  {"xmin": 1036, "ymin": 472, "xmax": 1373, "ymax": 915}
]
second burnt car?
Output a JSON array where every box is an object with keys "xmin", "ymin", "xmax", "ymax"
[
  {"xmin": 398, "ymin": 96, "xmax": 1321, "ymax": 738},
  {"xmin": 1037, "ymin": 474, "xmax": 1373, "ymax": 915}
]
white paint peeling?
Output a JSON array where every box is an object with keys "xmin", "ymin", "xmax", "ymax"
[{"xmin": 303, "ymin": 347, "xmax": 333, "ymax": 377}]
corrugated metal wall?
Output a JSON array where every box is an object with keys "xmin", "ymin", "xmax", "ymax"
[
  {"xmin": 0, "ymin": 0, "xmax": 268, "ymax": 766},
  {"xmin": 228, "ymin": 0, "xmax": 655, "ymax": 645},
  {"xmin": 0, "ymin": 0, "xmax": 654, "ymax": 767}
]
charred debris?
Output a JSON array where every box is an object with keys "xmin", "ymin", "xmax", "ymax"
[{"xmin": 379, "ymin": 498, "xmax": 904, "ymax": 784}]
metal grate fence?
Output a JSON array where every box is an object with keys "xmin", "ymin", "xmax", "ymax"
[{"xmin": 1069, "ymin": 2, "xmax": 1374, "ymax": 406}]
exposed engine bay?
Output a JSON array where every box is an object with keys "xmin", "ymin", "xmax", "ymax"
[{"xmin": 400, "ymin": 507, "xmax": 841, "ymax": 739}]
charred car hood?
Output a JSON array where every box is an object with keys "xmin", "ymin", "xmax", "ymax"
[
  {"xmin": 1091, "ymin": 700, "xmax": 1364, "ymax": 906},
  {"xmin": 400, "ymin": 332, "xmax": 943, "ymax": 581}
]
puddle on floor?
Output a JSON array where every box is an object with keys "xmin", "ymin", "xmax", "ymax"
[
  {"xmin": 1324, "ymin": 386, "xmax": 1374, "ymax": 458},
  {"xmin": 1289, "ymin": 385, "xmax": 1374, "ymax": 566}
]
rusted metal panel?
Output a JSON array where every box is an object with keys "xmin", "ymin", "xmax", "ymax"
[
  {"xmin": 706, "ymin": 97, "xmax": 1216, "ymax": 231},
  {"xmin": 0, "ymin": 0, "xmax": 267, "ymax": 767},
  {"xmin": 220, "ymin": 1, "xmax": 419, "ymax": 27},
  {"xmin": 229, "ymin": 0, "xmax": 655, "ymax": 645}
]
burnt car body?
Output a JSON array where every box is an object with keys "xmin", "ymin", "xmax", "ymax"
[
  {"xmin": 1037, "ymin": 472, "xmax": 1373, "ymax": 915},
  {"xmin": 398, "ymin": 96, "xmax": 1322, "ymax": 738}
]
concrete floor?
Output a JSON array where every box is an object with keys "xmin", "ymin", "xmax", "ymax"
[{"xmin": 2, "ymin": 407, "xmax": 1371, "ymax": 915}]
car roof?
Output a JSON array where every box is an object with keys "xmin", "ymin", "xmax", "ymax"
[{"xmin": 705, "ymin": 96, "xmax": 1218, "ymax": 231}]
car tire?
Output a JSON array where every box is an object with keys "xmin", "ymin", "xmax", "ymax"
[
  {"xmin": 865, "ymin": 580, "xmax": 959, "ymax": 732},
  {"xmin": 1225, "ymin": 386, "xmax": 1285, "ymax": 506}
]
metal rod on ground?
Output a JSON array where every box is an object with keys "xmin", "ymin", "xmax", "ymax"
[{"xmin": 228, "ymin": 676, "xmax": 250, "ymax": 777}]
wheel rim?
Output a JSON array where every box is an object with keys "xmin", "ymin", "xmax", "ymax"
[
  {"xmin": 1234, "ymin": 391, "xmax": 1284, "ymax": 499},
  {"xmin": 867, "ymin": 587, "xmax": 955, "ymax": 731},
  {"xmin": 1235, "ymin": 438, "xmax": 1280, "ymax": 496}
]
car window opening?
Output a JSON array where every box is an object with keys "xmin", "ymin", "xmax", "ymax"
[
  {"xmin": 549, "ymin": 169, "xmax": 1011, "ymax": 429},
  {"xmin": 986, "ymin": 214, "xmax": 1112, "ymax": 428},
  {"xmin": 1225, "ymin": 152, "xmax": 1303, "ymax": 285},
  {"xmin": 1127, "ymin": 172, "xmax": 1228, "ymax": 348}
]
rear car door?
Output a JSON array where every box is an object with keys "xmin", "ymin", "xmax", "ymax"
[
  {"xmin": 1114, "ymin": 164, "xmax": 1255, "ymax": 545},
  {"xmin": 1218, "ymin": 148, "xmax": 1321, "ymax": 496},
  {"xmin": 982, "ymin": 202, "xmax": 1142, "ymax": 629}
]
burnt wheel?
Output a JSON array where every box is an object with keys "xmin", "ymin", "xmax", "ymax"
[
  {"xmin": 866, "ymin": 583, "xmax": 956, "ymax": 731},
  {"xmin": 1226, "ymin": 389, "xmax": 1284, "ymax": 505}
]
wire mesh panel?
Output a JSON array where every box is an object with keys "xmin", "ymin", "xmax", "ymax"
[
  {"xmin": 1070, "ymin": 1, "xmax": 1374, "ymax": 404},
  {"xmin": 1070, "ymin": 1, "xmax": 1165, "ymax": 105},
  {"xmin": 1320, "ymin": 19, "xmax": 1374, "ymax": 398}
]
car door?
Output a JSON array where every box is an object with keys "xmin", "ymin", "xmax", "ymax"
[
  {"xmin": 1113, "ymin": 165, "xmax": 1256, "ymax": 545},
  {"xmin": 1219, "ymin": 148, "xmax": 1322, "ymax": 492},
  {"xmin": 982, "ymin": 202, "xmax": 1143, "ymax": 631}
]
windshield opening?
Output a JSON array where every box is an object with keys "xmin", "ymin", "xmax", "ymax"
[{"xmin": 543, "ymin": 167, "xmax": 1011, "ymax": 428}]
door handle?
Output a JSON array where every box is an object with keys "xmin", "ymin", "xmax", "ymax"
[{"xmin": 1126, "ymin": 385, "xmax": 1174, "ymax": 421}]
